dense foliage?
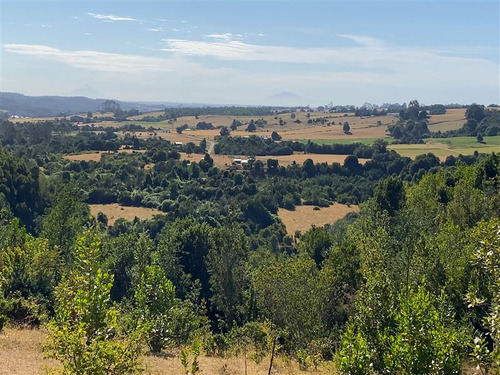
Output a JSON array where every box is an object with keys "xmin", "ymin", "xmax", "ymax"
[{"xmin": 0, "ymin": 115, "xmax": 499, "ymax": 373}]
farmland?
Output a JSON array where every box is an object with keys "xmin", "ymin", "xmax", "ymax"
[
  {"xmin": 388, "ymin": 136, "xmax": 500, "ymax": 159},
  {"xmin": 64, "ymin": 149, "xmax": 146, "ymax": 162},
  {"xmin": 89, "ymin": 204, "xmax": 162, "ymax": 225},
  {"xmin": 278, "ymin": 204, "xmax": 359, "ymax": 234}
]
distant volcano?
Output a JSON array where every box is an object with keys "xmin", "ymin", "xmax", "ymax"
[{"xmin": 67, "ymin": 85, "xmax": 102, "ymax": 99}]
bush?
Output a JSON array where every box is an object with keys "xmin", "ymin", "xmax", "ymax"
[{"xmin": 0, "ymin": 314, "xmax": 6, "ymax": 332}]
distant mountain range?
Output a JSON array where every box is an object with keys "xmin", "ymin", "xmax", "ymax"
[{"xmin": 0, "ymin": 92, "xmax": 232, "ymax": 117}]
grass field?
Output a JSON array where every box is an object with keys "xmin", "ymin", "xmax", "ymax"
[
  {"xmin": 0, "ymin": 328, "xmax": 334, "ymax": 375},
  {"xmin": 89, "ymin": 204, "xmax": 162, "ymax": 225},
  {"xmin": 64, "ymin": 149, "xmax": 146, "ymax": 162},
  {"xmin": 427, "ymin": 109, "xmax": 467, "ymax": 132},
  {"xmin": 302, "ymin": 138, "xmax": 380, "ymax": 145},
  {"xmin": 278, "ymin": 203, "xmax": 359, "ymax": 234},
  {"xmin": 389, "ymin": 136, "xmax": 500, "ymax": 159}
]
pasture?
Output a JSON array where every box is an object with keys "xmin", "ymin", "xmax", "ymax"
[
  {"xmin": 89, "ymin": 204, "xmax": 162, "ymax": 225},
  {"xmin": 389, "ymin": 136, "xmax": 500, "ymax": 159},
  {"xmin": 0, "ymin": 328, "xmax": 333, "ymax": 375},
  {"xmin": 279, "ymin": 203, "xmax": 359, "ymax": 234}
]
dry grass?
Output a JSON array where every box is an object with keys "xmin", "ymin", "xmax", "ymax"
[
  {"xmin": 427, "ymin": 109, "xmax": 466, "ymax": 132},
  {"xmin": 279, "ymin": 204, "xmax": 359, "ymax": 234},
  {"xmin": 89, "ymin": 204, "xmax": 163, "ymax": 225},
  {"xmin": 0, "ymin": 328, "xmax": 334, "ymax": 375},
  {"xmin": 180, "ymin": 153, "xmax": 369, "ymax": 169},
  {"xmin": 63, "ymin": 149, "xmax": 146, "ymax": 162},
  {"xmin": 256, "ymin": 154, "xmax": 369, "ymax": 166},
  {"xmin": 0, "ymin": 328, "xmax": 57, "ymax": 375}
]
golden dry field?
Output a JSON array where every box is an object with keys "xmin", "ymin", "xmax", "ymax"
[
  {"xmin": 255, "ymin": 154, "xmax": 369, "ymax": 166},
  {"xmin": 279, "ymin": 204, "xmax": 359, "ymax": 234},
  {"xmin": 63, "ymin": 149, "xmax": 146, "ymax": 162},
  {"xmin": 426, "ymin": 109, "xmax": 467, "ymax": 132},
  {"xmin": 0, "ymin": 328, "xmax": 335, "ymax": 375},
  {"xmin": 89, "ymin": 204, "xmax": 162, "ymax": 225},
  {"xmin": 180, "ymin": 153, "xmax": 369, "ymax": 169}
]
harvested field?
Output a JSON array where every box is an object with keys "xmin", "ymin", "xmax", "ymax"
[
  {"xmin": 0, "ymin": 328, "xmax": 333, "ymax": 375},
  {"xmin": 89, "ymin": 204, "xmax": 162, "ymax": 225},
  {"xmin": 63, "ymin": 149, "xmax": 146, "ymax": 162},
  {"xmin": 181, "ymin": 153, "xmax": 369, "ymax": 169},
  {"xmin": 427, "ymin": 109, "xmax": 467, "ymax": 132},
  {"xmin": 179, "ymin": 153, "xmax": 234, "ymax": 168},
  {"xmin": 279, "ymin": 203, "xmax": 359, "ymax": 234},
  {"xmin": 256, "ymin": 153, "xmax": 370, "ymax": 166}
]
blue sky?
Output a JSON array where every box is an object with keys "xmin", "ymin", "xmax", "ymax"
[{"xmin": 1, "ymin": 1, "xmax": 499, "ymax": 106}]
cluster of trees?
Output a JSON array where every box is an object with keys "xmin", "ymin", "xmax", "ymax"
[
  {"xmin": 434, "ymin": 104, "xmax": 500, "ymax": 139},
  {"xmin": 214, "ymin": 135, "xmax": 375, "ymax": 157},
  {"xmin": 387, "ymin": 100, "xmax": 430, "ymax": 143}
]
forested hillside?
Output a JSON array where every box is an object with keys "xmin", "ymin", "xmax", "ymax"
[{"xmin": 0, "ymin": 117, "xmax": 499, "ymax": 373}]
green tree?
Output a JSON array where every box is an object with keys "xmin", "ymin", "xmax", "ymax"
[
  {"xmin": 466, "ymin": 103, "xmax": 486, "ymax": 123},
  {"xmin": 374, "ymin": 176, "xmax": 405, "ymax": 216},
  {"xmin": 253, "ymin": 254, "xmax": 326, "ymax": 350},
  {"xmin": 219, "ymin": 126, "xmax": 230, "ymax": 137},
  {"xmin": 271, "ymin": 131, "xmax": 282, "ymax": 141},
  {"xmin": 467, "ymin": 219, "xmax": 500, "ymax": 371},
  {"xmin": 246, "ymin": 121, "xmax": 257, "ymax": 132},
  {"xmin": 207, "ymin": 225, "xmax": 249, "ymax": 329},
  {"xmin": 343, "ymin": 122, "xmax": 350, "ymax": 133},
  {"xmin": 42, "ymin": 184, "xmax": 90, "ymax": 258},
  {"xmin": 45, "ymin": 230, "xmax": 144, "ymax": 374},
  {"xmin": 135, "ymin": 262, "xmax": 176, "ymax": 353}
]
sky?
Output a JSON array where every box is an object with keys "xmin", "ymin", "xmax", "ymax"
[{"xmin": 1, "ymin": 1, "xmax": 499, "ymax": 106}]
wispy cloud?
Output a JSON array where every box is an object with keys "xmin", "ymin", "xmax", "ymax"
[
  {"xmin": 161, "ymin": 35, "xmax": 497, "ymax": 72},
  {"xmin": 338, "ymin": 34, "xmax": 384, "ymax": 47},
  {"xmin": 161, "ymin": 35, "xmax": 498, "ymax": 91},
  {"xmin": 4, "ymin": 44, "xmax": 172, "ymax": 73},
  {"xmin": 3, "ymin": 43, "xmax": 234, "ymax": 77},
  {"xmin": 87, "ymin": 13, "xmax": 138, "ymax": 22},
  {"xmin": 147, "ymin": 27, "xmax": 164, "ymax": 32},
  {"xmin": 205, "ymin": 33, "xmax": 243, "ymax": 40}
]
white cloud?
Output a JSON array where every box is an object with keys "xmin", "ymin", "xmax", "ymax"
[
  {"xmin": 87, "ymin": 13, "xmax": 138, "ymax": 22},
  {"xmin": 3, "ymin": 43, "xmax": 234, "ymax": 77},
  {"xmin": 147, "ymin": 27, "xmax": 164, "ymax": 32},
  {"xmin": 205, "ymin": 33, "xmax": 243, "ymax": 40},
  {"xmin": 338, "ymin": 34, "xmax": 384, "ymax": 47},
  {"xmin": 3, "ymin": 44, "xmax": 173, "ymax": 73},
  {"xmin": 161, "ymin": 36, "xmax": 498, "ymax": 85}
]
